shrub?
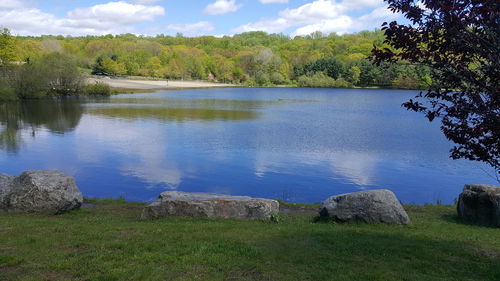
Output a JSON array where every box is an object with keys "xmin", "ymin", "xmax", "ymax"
[
  {"xmin": 295, "ymin": 57, "xmax": 346, "ymax": 79},
  {"xmin": 13, "ymin": 65, "xmax": 48, "ymax": 99},
  {"xmin": 243, "ymin": 76, "xmax": 257, "ymax": 87},
  {"xmin": 332, "ymin": 78, "xmax": 350, "ymax": 88},
  {"xmin": 298, "ymin": 72, "xmax": 335, "ymax": 88},
  {"xmin": 40, "ymin": 53, "xmax": 84, "ymax": 95},
  {"xmin": 298, "ymin": 73, "xmax": 353, "ymax": 88},
  {"xmin": 392, "ymin": 75, "xmax": 420, "ymax": 89},
  {"xmin": 12, "ymin": 52, "xmax": 83, "ymax": 99},
  {"xmin": 83, "ymin": 82, "xmax": 112, "ymax": 96},
  {"xmin": 0, "ymin": 78, "xmax": 17, "ymax": 101},
  {"xmin": 270, "ymin": 213, "xmax": 282, "ymax": 223},
  {"xmin": 255, "ymin": 71, "xmax": 270, "ymax": 86},
  {"xmin": 270, "ymin": 72, "xmax": 286, "ymax": 85}
]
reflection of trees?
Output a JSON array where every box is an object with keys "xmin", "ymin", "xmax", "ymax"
[
  {"xmin": 87, "ymin": 106, "xmax": 258, "ymax": 122},
  {"xmin": 0, "ymin": 100, "xmax": 84, "ymax": 152},
  {"xmin": 86, "ymin": 97, "xmax": 317, "ymax": 122},
  {"xmin": 106, "ymin": 97, "xmax": 314, "ymax": 110}
]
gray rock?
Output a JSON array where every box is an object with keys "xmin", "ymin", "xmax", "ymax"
[
  {"xmin": 457, "ymin": 184, "xmax": 500, "ymax": 227},
  {"xmin": 6, "ymin": 170, "xmax": 83, "ymax": 214},
  {"xmin": 141, "ymin": 191, "xmax": 279, "ymax": 220},
  {"xmin": 319, "ymin": 189, "xmax": 410, "ymax": 224},
  {"xmin": 0, "ymin": 174, "xmax": 16, "ymax": 209}
]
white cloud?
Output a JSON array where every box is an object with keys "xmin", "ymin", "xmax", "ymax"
[
  {"xmin": 233, "ymin": 0, "xmax": 395, "ymax": 36},
  {"xmin": 233, "ymin": 0, "xmax": 345, "ymax": 34},
  {"xmin": 259, "ymin": 0, "xmax": 288, "ymax": 3},
  {"xmin": 68, "ymin": 1, "xmax": 164, "ymax": 25},
  {"xmin": 339, "ymin": 0, "xmax": 384, "ymax": 10},
  {"xmin": 0, "ymin": 8, "xmax": 92, "ymax": 36},
  {"xmin": 233, "ymin": 18, "xmax": 289, "ymax": 33},
  {"xmin": 0, "ymin": 0, "xmax": 25, "ymax": 9},
  {"xmin": 358, "ymin": 5, "xmax": 398, "ymax": 21},
  {"xmin": 279, "ymin": 0, "xmax": 343, "ymax": 24},
  {"xmin": 128, "ymin": 0, "xmax": 162, "ymax": 4},
  {"xmin": 292, "ymin": 16, "xmax": 353, "ymax": 36},
  {"xmin": 353, "ymin": 5, "xmax": 399, "ymax": 30},
  {"xmin": 204, "ymin": 0, "xmax": 242, "ymax": 15},
  {"xmin": 0, "ymin": 0, "xmax": 397, "ymax": 37},
  {"xmin": 168, "ymin": 21, "xmax": 215, "ymax": 36},
  {"xmin": 0, "ymin": 1, "xmax": 165, "ymax": 36}
]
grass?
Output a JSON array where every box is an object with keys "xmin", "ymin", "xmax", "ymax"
[
  {"xmin": 277, "ymin": 200, "xmax": 321, "ymax": 210},
  {"xmin": 110, "ymin": 87, "xmax": 156, "ymax": 94},
  {"xmin": 0, "ymin": 201, "xmax": 499, "ymax": 281}
]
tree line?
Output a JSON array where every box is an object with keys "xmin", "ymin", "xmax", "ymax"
[{"xmin": 1, "ymin": 29, "xmax": 433, "ymax": 95}]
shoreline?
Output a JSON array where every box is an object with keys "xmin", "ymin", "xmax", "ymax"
[
  {"xmin": 0, "ymin": 78, "xmax": 419, "ymax": 102},
  {"xmin": 89, "ymin": 77, "xmax": 419, "ymax": 93},
  {"xmin": 87, "ymin": 77, "xmax": 236, "ymax": 92}
]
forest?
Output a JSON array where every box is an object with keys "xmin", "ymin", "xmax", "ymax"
[{"xmin": 1, "ymin": 29, "xmax": 433, "ymax": 100}]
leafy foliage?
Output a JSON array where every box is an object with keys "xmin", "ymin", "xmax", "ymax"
[
  {"xmin": 296, "ymin": 57, "xmax": 345, "ymax": 79},
  {"xmin": 84, "ymin": 82, "xmax": 112, "ymax": 96},
  {"xmin": 0, "ymin": 28, "xmax": 16, "ymax": 64},
  {"xmin": 298, "ymin": 73, "xmax": 350, "ymax": 88},
  {"xmin": 6, "ymin": 52, "xmax": 85, "ymax": 99},
  {"xmin": 373, "ymin": 0, "xmax": 500, "ymax": 175},
  {"xmin": 0, "ymin": 75, "xmax": 16, "ymax": 101},
  {"xmin": 8, "ymin": 29, "xmax": 434, "ymax": 89}
]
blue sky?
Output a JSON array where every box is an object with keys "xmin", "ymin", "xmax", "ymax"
[{"xmin": 0, "ymin": 0, "xmax": 404, "ymax": 37}]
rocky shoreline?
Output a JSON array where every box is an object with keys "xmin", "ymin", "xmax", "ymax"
[{"xmin": 1, "ymin": 170, "xmax": 499, "ymax": 227}]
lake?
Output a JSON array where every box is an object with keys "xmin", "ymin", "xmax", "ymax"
[{"xmin": 0, "ymin": 88, "xmax": 496, "ymax": 204}]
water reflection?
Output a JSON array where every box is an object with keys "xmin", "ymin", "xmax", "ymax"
[
  {"xmin": 0, "ymin": 88, "xmax": 496, "ymax": 204},
  {"xmin": 0, "ymin": 100, "xmax": 83, "ymax": 152},
  {"xmin": 104, "ymin": 97, "xmax": 312, "ymax": 109},
  {"xmin": 252, "ymin": 150, "xmax": 378, "ymax": 188},
  {"xmin": 74, "ymin": 115, "xmax": 183, "ymax": 189},
  {"xmin": 86, "ymin": 106, "xmax": 258, "ymax": 121},
  {"xmin": 328, "ymin": 151, "xmax": 379, "ymax": 187},
  {"xmin": 84, "ymin": 96, "xmax": 316, "ymax": 122}
]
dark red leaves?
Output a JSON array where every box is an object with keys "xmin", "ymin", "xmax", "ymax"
[{"xmin": 373, "ymin": 0, "xmax": 500, "ymax": 175}]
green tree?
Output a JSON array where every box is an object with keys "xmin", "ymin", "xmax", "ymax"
[
  {"xmin": 101, "ymin": 57, "xmax": 126, "ymax": 76},
  {"xmin": 255, "ymin": 71, "xmax": 270, "ymax": 85},
  {"xmin": 146, "ymin": 57, "xmax": 162, "ymax": 77},
  {"xmin": 297, "ymin": 57, "xmax": 345, "ymax": 79},
  {"xmin": 14, "ymin": 53, "xmax": 83, "ymax": 98},
  {"xmin": 0, "ymin": 28, "xmax": 16, "ymax": 64},
  {"xmin": 36, "ymin": 52, "xmax": 84, "ymax": 95},
  {"xmin": 345, "ymin": 66, "xmax": 361, "ymax": 85},
  {"xmin": 5, "ymin": 29, "xmax": 433, "ymax": 90},
  {"xmin": 212, "ymin": 54, "xmax": 233, "ymax": 82}
]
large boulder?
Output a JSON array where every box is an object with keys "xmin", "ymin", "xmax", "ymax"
[
  {"xmin": 141, "ymin": 191, "xmax": 279, "ymax": 220},
  {"xmin": 319, "ymin": 189, "xmax": 410, "ymax": 224},
  {"xmin": 1, "ymin": 170, "xmax": 83, "ymax": 214},
  {"xmin": 457, "ymin": 184, "xmax": 500, "ymax": 227}
]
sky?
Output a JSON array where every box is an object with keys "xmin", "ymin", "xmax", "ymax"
[{"xmin": 0, "ymin": 0, "xmax": 404, "ymax": 37}]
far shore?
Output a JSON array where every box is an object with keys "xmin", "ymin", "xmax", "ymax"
[
  {"xmin": 87, "ymin": 77, "xmax": 404, "ymax": 93},
  {"xmin": 87, "ymin": 77, "xmax": 236, "ymax": 91}
]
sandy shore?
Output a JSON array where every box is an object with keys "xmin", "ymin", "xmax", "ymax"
[{"xmin": 87, "ymin": 77, "xmax": 235, "ymax": 90}]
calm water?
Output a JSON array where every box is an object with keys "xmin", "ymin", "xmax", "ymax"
[{"xmin": 0, "ymin": 88, "xmax": 496, "ymax": 204}]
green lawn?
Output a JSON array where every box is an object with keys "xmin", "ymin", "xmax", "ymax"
[{"xmin": 0, "ymin": 201, "xmax": 498, "ymax": 281}]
